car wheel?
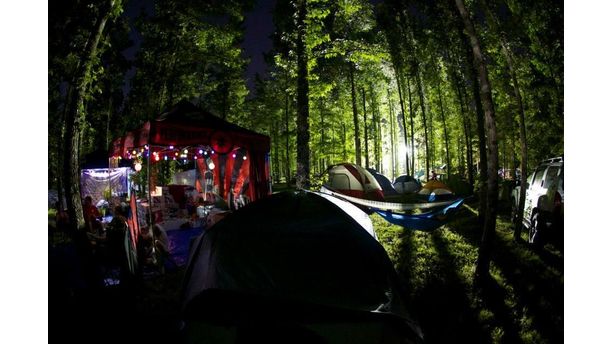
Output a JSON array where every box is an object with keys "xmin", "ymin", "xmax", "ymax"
[{"xmin": 528, "ymin": 212, "xmax": 544, "ymax": 248}]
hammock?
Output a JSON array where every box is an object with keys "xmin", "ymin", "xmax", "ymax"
[
  {"xmin": 374, "ymin": 198, "xmax": 466, "ymax": 232},
  {"xmin": 319, "ymin": 185, "xmax": 466, "ymax": 232}
]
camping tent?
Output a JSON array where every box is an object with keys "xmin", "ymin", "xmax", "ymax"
[
  {"xmin": 181, "ymin": 191, "xmax": 423, "ymax": 342},
  {"xmin": 323, "ymin": 163, "xmax": 385, "ymax": 201},
  {"xmin": 418, "ymin": 180, "xmax": 454, "ymax": 201},
  {"xmin": 110, "ymin": 100, "xmax": 271, "ymax": 207},
  {"xmin": 366, "ymin": 168, "xmax": 398, "ymax": 197},
  {"xmin": 393, "ymin": 174, "xmax": 421, "ymax": 194}
]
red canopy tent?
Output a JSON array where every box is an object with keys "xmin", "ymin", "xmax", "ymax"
[{"xmin": 110, "ymin": 100, "xmax": 272, "ymax": 209}]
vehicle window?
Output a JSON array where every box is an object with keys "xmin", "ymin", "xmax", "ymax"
[
  {"xmin": 526, "ymin": 172, "xmax": 535, "ymax": 188},
  {"xmin": 533, "ymin": 168, "xmax": 546, "ymax": 187},
  {"xmin": 543, "ymin": 166, "xmax": 560, "ymax": 188}
]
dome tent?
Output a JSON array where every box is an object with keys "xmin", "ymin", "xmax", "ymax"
[
  {"xmin": 366, "ymin": 168, "xmax": 399, "ymax": 197},
  {"xmin": 181, "ymin": 191, "xmax": 423, "ymax": 343},
  {"xmin": 418, "ymin": 180, "xmax": 454, "ymax": 201},
  {"xmin": 393, "ymin": 174, "xmax": 422, "ymax": 194},
  {"xmin": 323, "ymin": 163, "xmax": 385, "ymax": 201}
]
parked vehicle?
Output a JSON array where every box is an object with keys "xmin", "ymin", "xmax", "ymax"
[{"xmin": 511, "ymin": 157, "xmax": 563, "ymax": 247}]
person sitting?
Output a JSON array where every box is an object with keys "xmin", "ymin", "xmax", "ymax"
[
  {"xmin": 153, "ymin": 224, "xmax": 177, "ymax": 273},
  {"xmin": 83, "ymin": 196, "xmax": 102, "ymax": 235}
]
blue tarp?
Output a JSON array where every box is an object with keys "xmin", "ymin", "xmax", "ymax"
[{"xmin": 374, "ymin": 198, "xmax": 466, "ymax": 232}]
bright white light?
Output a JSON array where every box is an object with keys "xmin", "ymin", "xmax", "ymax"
[
  {"xmin": 198, "ymin": 149, "xmax": 203, "ymax": 154},
  {"xmin": 211, "ymin": 150, "xmax": 215, "ymax": 154},
  {"xmin": 232, "ymin": 153, "xmax": 236, "ymax": 158},
  {"xmin": 164, "ymin": 156, "xmax": 168, "ymax": 161},
  {"xmin": 134, "ymin": 162, "xmax": 142, "ymax": 171},
  {"xmin": 243, "ymin": 156, "xmax": 247, "ymax": 160},
  {"xmin": 169, "ymin": 145, "xmax": 174, "ymax": 149},
  {"xmin": 184, "ymin": 149, "xmax": 188, "ymax": 154},
  {"xmin": 208, "ymin": 162, "xmax": 215, "ymax": 170}
]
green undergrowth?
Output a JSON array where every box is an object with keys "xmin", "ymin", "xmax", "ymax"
[{"xmin": 371, "ymin": 201, "xmax": 563, "ymax": 344}]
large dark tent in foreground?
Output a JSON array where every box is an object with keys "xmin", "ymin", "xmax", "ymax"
[{"xmin": 181, "ymin": 191, "xmax": 424, "ymax": 343}]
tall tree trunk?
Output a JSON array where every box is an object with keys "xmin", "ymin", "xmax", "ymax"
[
  {"xmin": 436, "ymin": 80, "xmax": 451, "ymax": 178},
  {"xmin": 349, "ymin": 63, "xmax": 361, "ymax": 166},
  {"xmin": 461, "ymin": 24, "xmax": 488, "ymax": 224},
  {"xmin": 320, "ymin": 98, "xmax": 325, "ymax": 170},
  {"xmin": 284, "ymin": 88, "xmax": 290, "ymax": 184},
  {"xmin": 479, "ymin": 0, "xmax": 529, "ymax": 240},
  {"xmin": 295, "ymin": 0, "xmax": 310, "ymax": 188},
  {"xmin": 387, "ymin": 88, "xmax": 396, "ymax": 179},
  {"xmin": 393, "ymin": 67, "xmax": 410, "ymax": 176},
  {"xmin": 361, "ymin": 87, "xmax": 370, "ymax": 168},
  {"xmin": 407, "ymin": 77, "xmax": 416, "ymax": 177},
  {"xmin": 415, "ymin": 71, "xmax": 430, "ymax": 181},
  {"xmin": 64, "ymin": 0, "xmax": 117, "ymax": 232},
  {"xmin": 458, "ymin": 81, "xmax": 474, "ymax": 187},
  {"xmin": 370, "ymin": 87, "xmax": 381, "ymax": 172},
  {"xmin": 456, "ymin": 0, "xmax": 500, "ymax": 277}
]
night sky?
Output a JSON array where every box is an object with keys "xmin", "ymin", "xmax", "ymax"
[{"xmin": 121, "ymin": 0, "xmax": 276, "ymax": 97}]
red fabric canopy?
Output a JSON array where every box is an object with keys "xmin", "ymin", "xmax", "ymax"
[{"xmin": 111, "ymin": 100, "xmax": 271, "ymax": 203}]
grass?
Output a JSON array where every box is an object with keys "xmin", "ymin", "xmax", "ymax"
[
  {"xmin": 372, "ymin": 199, "xmax": 563, "ymax": 344},
  {"xmin": 49, "ymin": 197, "xmax": 562, "ymax": 343}
]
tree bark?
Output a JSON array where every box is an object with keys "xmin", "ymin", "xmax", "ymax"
[
  {"xmin": 455, "ymin": 0, "xmax": 500, "ymax": 277},
  {"xmin": 361, "ymin": 87, "xmax": 369, "ymax": 168},
  {"xmin": 387, "ymin": 88, "xmax": 396, "ymax": 179},
  {"xmin": 479, "ymin": 0, "xmax": 529, "ymax": 240},
  {"xmin": 349, "ymin": 63, "xmax": 361, "ymax": 166},
  {"xmin": 284, "ymin": 87, "xmax": 291, "ymax": 184},
  {"xmin": 63, "ymin": 0, "xmax": 117, "ymax": 232},
  {"xmin": 436, "ymin": 80, "xmax": 451, "ymax": 178},
  {"xmin": 415, "ymin": 70, "xmax": 429, "ymax": 181},
  {"xmin": 393, "ymin": 66, "xmax": 410, "ymax": 177},
  {"xmin": 295, "ymin": 0, "xmax": 310, "ymax": 188},
  {"xmin": 407, "ymin": 77, "xmax": 416, "ymax": 177}
]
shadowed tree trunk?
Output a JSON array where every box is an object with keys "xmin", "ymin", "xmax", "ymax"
[
  {"xmin": 284, "ymin": 85, "xmax": 291, "ymax": 184},
  {"xmin": 407, "ymin": 76, "xmax": 416, "ymax": 177},
  {"xmin": 387, "ymin": 88, "xmax": 396, "ymax": 179},
  {"xmin": 349, "ymin": 63, "xmax": 361, "ymax": 166},
  {"xmin": 361, "ymin": 87, "xmax": 369, "ymax": 168},
  {"xmin": 393, "ymin": 66, "xmax": 410, "ymax": 176},
  {"xmin": 64, "ymin": 0, "xmax": 119, "ymax": 232},
  {"xmin": 455, "ymin": 0, "xmax": 500, "ymax": 277},
  {"xmin": 479, "ymin": 0, "xmax": 529, "ymax": 240},
  {"xmin": 436, "ymin": 78, "xmax": 451, "ymax": 178},
  {"xmin": 415, "ymin": 70, "xmax": 429, "ymax": 181},
  {"xmin": 295, "ymin": 0, "xmax": 310, "ymax": 188}
]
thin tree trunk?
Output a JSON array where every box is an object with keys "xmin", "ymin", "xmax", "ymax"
[
  {"xmin": 284, "ymin": 88, "xmax": 290, "ymax": 184},
  {"xmin": 462, "ymin": 24, "xmax": 488, "ymax": 224},
  {"xmin": 295, "ymin": 0, "xmax": 310, "ymax": 189},
  {"xmin": 479, "ymin": 0, "xmax": 529, "ymax": 240},
  {"xmin": 393, "ymin": 67, "xmax": 410, "ymax": 176},
  {"xmin": 415, "ymin": 71, "xmax": 429, "ymax": 181},
  {"xmin": 64, "ymin": 0, "xmax": 117, "ymax": 232},
  {"xmin": 361, "ymin": 87, "xmax": 370, "ymax": 168},
  {"xmin": 387, "ymin": 88, "xmax": 396, "ymax": 179},
  {"xmin": 349, "ymin": 63, "xmax": 361, "ymax": 166},
  {"xmin": 407, "ymin": 77, "xmax": 416, "ymax": 177},
  {"xmin": 436, "ymin": 80, "xmax": 451, "ymax": 178},
  {"xmin": 456, "ymin": 0, "xmax": 500, "ymax": 277}
]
